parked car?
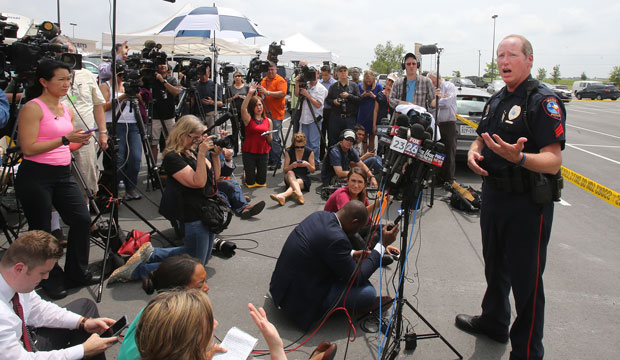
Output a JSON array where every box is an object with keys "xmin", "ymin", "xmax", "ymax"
[
  {"xmin": 542, "ymin": 82, "xmax": 572, "ymax": 103},
  {"xmin": 450, "ymin": 77, "xmax": 476, "ymax": 88},
  {"xmin": 465, "ymin": 75, "xmax": 488, "ymax": 88},
  {"xmin": 575, "ymin": 83, "xmax": 620, "ymax": 100},
  {"xmin": 486, "ymin": 79, "xmax": 505, "ymax": 94},
  {"xmin": 455, "ymin": 87, "xmax": 490, "ymax": 158},
  {"xmin": 377, "ymin": 74, "xmax": 387, "ymax": 87},
  {"xmin": 571, "ymin": 80, "xmax": 602, "ymax": 95},
  {"xmin": 82, "ymin": 60, "xmax": 99, "ymax": 76}
]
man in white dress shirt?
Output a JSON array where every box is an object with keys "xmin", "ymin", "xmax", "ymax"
[{"xmin": 0, "ymin": 231, "xmax": 118, "ymax": 359}]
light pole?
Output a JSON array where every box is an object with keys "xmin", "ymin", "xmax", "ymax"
[
  {"xmin": 491, "ymin": 14, "xmax": 498, "ymax": 81},
  {"xmin": 478, "ymin": 50, "xmax": 481, "ymax": 77},
  {"xmin": 69, "ymin": 22, "xmax": 77, "ymax": 41}
]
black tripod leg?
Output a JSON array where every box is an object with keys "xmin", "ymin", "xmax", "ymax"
[
  {"xmin": 403, "ymin": 300, "xmax": 463, "ymax": 359},
  {"xmin": 121, "ymin": 199, "xmax": 173, "ymax": 246},
  {"xmin": 96, "ymin": 200, "xmax": 118, "ymax": 303}
]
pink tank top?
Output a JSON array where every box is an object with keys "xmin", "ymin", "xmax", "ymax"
[{"xmin": 23, "ymin": 98, "xmax": 73, "ymax": 166}]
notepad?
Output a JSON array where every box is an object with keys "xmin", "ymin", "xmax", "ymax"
[{"xmin": 213, "ymin": 326, "xmax": 258, "ymax": 360}]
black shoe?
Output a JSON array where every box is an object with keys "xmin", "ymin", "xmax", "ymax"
[
  {"xmin": 65, "ymin": 272, "xmax": 102, "ymax": 288},
  {"xmin": 267, "ymin": 164, "xmax": 276, "ymax": 171},
  {"xmin": 381, "ymin": 253, "xmax": 394, "ymax": 267},
  {"xmin": 41, "ymin": 281, "xmax": 68, "ymax": 300},
  {"xmin": 240, "ymin": 201, "xmax": 265, "ymax": 219},
  {"xmin": 454, "ymin": 314, "xmax": 509, "ymax": 343}
]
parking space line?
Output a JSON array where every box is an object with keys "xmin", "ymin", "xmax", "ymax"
[
  {"xmin": 566, "ymin": 124, "xmax": 620, "ymax": 140},
  {"xmin": 566, "ymin": 144, "xmax": 620, "ymax": 165},
  {"xmin": 571, "ymin": 106, "xmax": 620, "ymax": 115},
  {"xmin": 568, "ymin": 144, "xmax": 620, "ymax": 148},
  {"xmin": 567, "ymin": 108, "xmax": 596, "ymax": 114},
  {"xmin": 558, "ymin": 198, "xmax": 571, "ymax": 206}
]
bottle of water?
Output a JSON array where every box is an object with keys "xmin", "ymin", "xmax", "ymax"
[{"xmin": 118, "ymin": 180, "xmax": 126, "ymax": 199}]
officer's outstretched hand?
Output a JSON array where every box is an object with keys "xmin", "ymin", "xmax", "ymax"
[
  {"xmin": 467, "ymin": 150, "xmax": 487, "ymax": 176},
  {"xmin": 481, "ymin": 132, "xmax": 527, "ymax": 164}
]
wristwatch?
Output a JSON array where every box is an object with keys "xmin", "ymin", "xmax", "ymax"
[
  {"xmin": 100, "ymin": 130, "xmax": 108, "ymax": 134},
  {"xmin": 61, "ymin": 136, "xmax": 70, "ymax": 145}
]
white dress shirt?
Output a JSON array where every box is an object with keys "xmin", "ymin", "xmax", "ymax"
[
  {"xmin": 433, "ymin": 80, "xmax": 457, "ymax": 123},
  {"xmin": 0, "ymin": 274, "xmax": 83, "ymax": 359},
  {"xmin": 299, "ymin": 82, "xmax": 328, "ymax": 125}
]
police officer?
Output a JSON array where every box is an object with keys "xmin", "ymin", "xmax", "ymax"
[{"xmin": 455, "ymin": 34, "xmax": 566, "ymax": 360}]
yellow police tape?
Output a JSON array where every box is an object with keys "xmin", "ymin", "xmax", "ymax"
[{"xmin": 455, "ymin": 114, "xmax": 620, "ymax": 209}]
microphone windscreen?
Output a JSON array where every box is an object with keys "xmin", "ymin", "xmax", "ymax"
[
  {"xmin": 380, "ymin": 117, "xmax": 390, "ymax": 125},
  {"xmin": 410, "ymin": 123, "xmax": 425, "ymax": 139},
  {"xmin": 423, "ymin": 132, "xmax": 431, "ymax": 140},
  {"xmin": 396, "ymin": 114, "xmax": 409, "ymax": 127},
  {"xmin": 419, "ymin": 44, "xmax": 438, "ymax": 55}
]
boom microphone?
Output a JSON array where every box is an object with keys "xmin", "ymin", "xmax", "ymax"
[
  {"xmin": 203, "ymin": 112, "xmax": 232, "ymax": 134},
  {"xmin": 418, "ymin": 44, "xmax": 438, "ymax": 55}
]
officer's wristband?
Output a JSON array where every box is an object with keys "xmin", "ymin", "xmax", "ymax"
[{"xmin": 519, "ymin": 152, "xmax": 526, "ymax": 166}]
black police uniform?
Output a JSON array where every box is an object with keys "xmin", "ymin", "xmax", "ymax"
[{"xmin": 476, "ymin": 75, "xmax": 566, "ymax": 360}]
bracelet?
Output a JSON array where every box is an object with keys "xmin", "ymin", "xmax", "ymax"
[
  {"xmin": 99, "ymin": 130, "xmax": 108, "ymax": 134},
  {"xmin": 78, "ymin": 316, "xmax": 91, "ymax": 331},
  {"xmin": 519, "ymin": 152, "xmax": 526, "ymax": 166}
]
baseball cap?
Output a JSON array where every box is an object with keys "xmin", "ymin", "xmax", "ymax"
[
  {"xmin": 342, "ymin": 129, "xmax": 356, "ymax": 142},
  {"xmin": 387, "ymin": 73, "xmax": 398, "ymax": 83}
]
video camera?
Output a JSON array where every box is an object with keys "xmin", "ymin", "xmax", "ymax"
[
  {"xmin": 245, "ymin": 41, "xmax": 284, "ymax": 83},
  {"xmin": 295, "ymin": 65, "xmax": 316, "ymax": 89},
  {"xmin": 0, "ymin": 18, "xmax": 82, "ymax": 89},
  {"xmin": 178, "ymin": 57, "xmax": 212, "ymax": 83}
]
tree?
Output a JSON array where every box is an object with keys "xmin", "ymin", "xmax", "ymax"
[
  {"xmin": 483, "ymin": 60, "xmax": 497, "ymax": 79},
  {"xmin": 536, "ymin": 68, "xmax": 546, "ymax": 81},
  {"xmin": 452, "ymin": 70, "xmax": 461, "ymax": 78},
  {"xmin": 610, "ymin": 66, "xmax": 620, "ymax": 86},
  {"xmin": 369, "ymin": 41, "xmax": 406, "ymax": 75},
  {"xmin": 580, "ymin": 72, "xmax": 587, "ymax": 80},
  {"xmin": 551, "ymin": 64, "xmax": 561, "ymax": 84}
]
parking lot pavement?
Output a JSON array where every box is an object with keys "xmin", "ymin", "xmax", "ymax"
[{"xmin": 3, "ymin": 101, "xmax": 619, "ymax": 359}]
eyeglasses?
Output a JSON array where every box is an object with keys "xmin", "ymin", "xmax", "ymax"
[
  {"xmin": 188, "ymin": 134, "xmax": 202, "ymax": 143},
  {"xmin": 344, "ymin": 137, "xmax": 355, "ymax": 143},
  {"xmin": 294, "ymin": 145, "xmax": 305, "ymax": 149}
]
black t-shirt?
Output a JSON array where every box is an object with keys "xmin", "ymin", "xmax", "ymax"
[
  {"xmin": 151, "ymin": 75, "xmax": 178, "ymax": 120},
  {"xmin": 287, "ymin": 146, "xmax": 312, "ymax": 179},
  {"xmin": 163, "ymin": 151, "xmax": 210, "ymax": 222},
  {"xmin": 195, "ymin": 79, "xmax": 223, "ymax": 113}
]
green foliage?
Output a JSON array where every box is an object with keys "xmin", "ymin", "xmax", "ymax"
[
  {"xmin": 551, "ymin": 64, "xmax": 561, "ymax": 84},
  {"xmin": 452, "ymin": 70, "xmax": 461, "ymax": 78},
  {"xmin": 536, "ymin": 68, "xmax": 546, "ymax": 81},
  {"xmin": 609, "ymin": 66, "xmax": 620, "ymax": 85},
  {"xmin": 369, "ymin": 41, "xmax": 405, "ymax": 75},
  {"xmin": 483, "ymin": 60, "xmax": 497, "ymax": 78},
  {"xmin": 580, "ymin": 72, "xmax": 587, "ymax": 80}
]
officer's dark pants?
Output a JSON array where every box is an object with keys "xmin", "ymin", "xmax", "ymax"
[
  {"xmin": 479, "ymin": 183, "xmax": 554, "ymax": 360},
  {"xmin": 328, "ymin": 114, "xmax": 355, "ymax": 150}
]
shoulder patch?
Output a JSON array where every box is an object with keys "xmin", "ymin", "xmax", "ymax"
[{"xmin": 542, "ymin": 97, "xmax": 562, "ymax": 120}]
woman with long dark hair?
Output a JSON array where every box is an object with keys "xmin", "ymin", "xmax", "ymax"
[
  {"xmin": 15, "ymin": 59, "xmax": 96, "ymax": 299},
  {"xmin": 240, "ymin": 83, "xmax": 273, "ymax": 187},
  {"xmin": 226, "ymin": 70, "xmax": 249, "ymax": 155}
]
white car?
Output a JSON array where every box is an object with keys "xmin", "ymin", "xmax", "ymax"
[{"xmin": 455, "ymin": 87, "xmax": 490, "ymax": 158}]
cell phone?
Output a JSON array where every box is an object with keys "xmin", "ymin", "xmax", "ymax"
[
  {"xmin": 296, "ymin": 160, "xmax": 303, "ymax": 164},
  {"xmin": 101, "ymin": 315, "xmax": 128, "ymax": 338},
  {"xmin": 83, "ymin": 128, "xmax": 98, "ymax": 134}
]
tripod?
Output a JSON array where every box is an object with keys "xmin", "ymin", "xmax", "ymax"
[
  {"xmin": 274, "ymin": 91, "xmax": 323, "ymax": 176},
  {"xmin": 379, "ymin": 165, "xmax": 462, "ymax": 359}
]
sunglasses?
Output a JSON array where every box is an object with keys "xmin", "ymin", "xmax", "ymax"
[
  {"xmin": 294, "ymin": 145, "xmax": 305, "ymax": 149},
  {"xmin": 234, "ymin": 75, "xmax": 243, "ymax": 78},
  {"xmin": 344, "ymin": 137, "xmax": 355, "ymax": 143}
]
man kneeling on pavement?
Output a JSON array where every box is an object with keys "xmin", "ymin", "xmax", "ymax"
[
  {"xmin": 0, "ymin": 230, "xmax": 118, "ymax": 359},
  {"xmin": 269, "ymin": 201, "xmax": 398, "ymax": 330}
]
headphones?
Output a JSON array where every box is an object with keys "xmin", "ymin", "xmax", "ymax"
[{"xmin": 401, "ymin": 53, "xmax": 420, "ymax": 70}]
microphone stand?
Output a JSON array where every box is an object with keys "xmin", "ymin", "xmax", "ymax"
[{"xmin": 429, "ymin": 47, "xmax": 443, "ymax": 207}]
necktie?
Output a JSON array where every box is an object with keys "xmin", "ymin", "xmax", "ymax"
[{"xmin": 11, "ymin": 293, "xmax": 33, "ymax": 352}]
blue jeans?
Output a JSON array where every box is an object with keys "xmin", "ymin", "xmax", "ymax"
[
  {"xmin": 184, "ymin": 220, "xmax": 215, "ymax": 264},
  {"xmin": 322, "ymin": 280, "xmax": 376, "ymax": 313},
  {"xmin": 116, "ymin": 122, "xmax": 142, "ymax": 191},
  {"xmin": 301, "ymin": 120, "xmax": 321, "ymax": 166},
  {"xmin": 269, "ymin": 119, "xmax": 283, "ymax": 165},
  {"xmin": 131, "ymin": 246, "xmax": 187, "ymax": 280},
  {"xmin": 364, "ymin": 155, "xmax": 383, "ymax": 175},
  {"xmin": 217, "ymin": 179, "xmax": 248, "ymax": 215}
]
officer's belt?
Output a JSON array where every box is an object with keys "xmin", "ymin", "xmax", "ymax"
[{"xmin": 483, "ymin": 166, "xmax": 531, "ymax": 194}]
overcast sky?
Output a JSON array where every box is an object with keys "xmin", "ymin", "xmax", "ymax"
[{"xmin": 2, "ymin": 0, "xmax": 619, "ymax": 78}]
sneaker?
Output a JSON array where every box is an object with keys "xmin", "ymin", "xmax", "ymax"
[
  {"xmin": 108, "ymin": 242, "xmax": 153, "ymax": 284},
  {"xmin": 124, "ymin": 191, "xmax": 142, "ymax": 200},
  {"xmin": 240, "ymin": 201, "xmax": 265, "ymax": 219}
]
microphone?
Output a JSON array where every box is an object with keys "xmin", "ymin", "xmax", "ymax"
[
  {"xmin": 386, "ymin": 124, "xmax": 425, "ymax": 190},
  {"xmin": 203, "ymin": 112, "xmax": 231, "ymax": 134},
  {"xmin": 418, "ymin": 44, "xmax": 438, "ymax": 55}
]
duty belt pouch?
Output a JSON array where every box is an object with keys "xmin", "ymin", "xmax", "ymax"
[
  {"xmin": 529, "ymin": 172, "xmax": 552, "ymax": 204},
  {"xmin": 551, "ymin": 169, "xmax": 563, "ymax": 201}
]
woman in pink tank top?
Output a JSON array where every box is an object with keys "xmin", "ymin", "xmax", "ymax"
[{"xmin": 15, "ymin": 59, "xmax": 98, "ymax": 300}]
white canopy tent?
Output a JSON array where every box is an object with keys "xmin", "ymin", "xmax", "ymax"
[
  {"xmin": 101, "ymin": 4, "xmax": 260, "ymax": 56},
  {"xmin": 260, "ymin": 33, "xmax": 339, "ymax": 64}
]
